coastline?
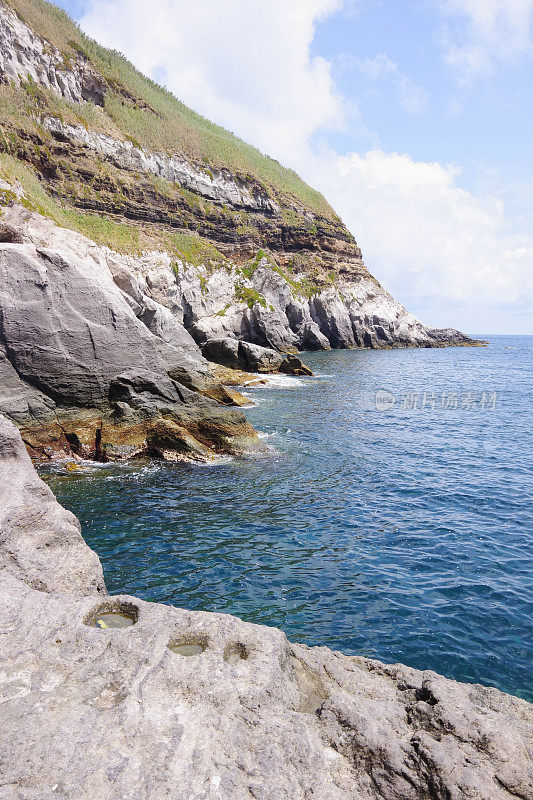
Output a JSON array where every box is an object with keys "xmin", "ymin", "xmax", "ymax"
[{"xmin": 1, "ymin": 413, "xmax": 531, "ymax": 799}]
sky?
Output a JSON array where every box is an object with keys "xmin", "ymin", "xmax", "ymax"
[{"xmin": 54, "ymin": 0, "xmax": 533, "ymax": 335}]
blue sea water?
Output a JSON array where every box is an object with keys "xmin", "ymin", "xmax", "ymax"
[{"xmin": 41, "ymin": 335, "xmax": 533, "ymax": 700}]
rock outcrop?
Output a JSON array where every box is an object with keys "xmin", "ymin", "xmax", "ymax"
[
  {"xmin": 0, "ymin": 414, "xmax": 531, "ymax": 800},
  {"xmin": 0, "ymin": 2, "xmax": 107, "ymax": 105},
  {"xmin": 0, "ymin": 208, "xmax": 261, "ymax": 461}
]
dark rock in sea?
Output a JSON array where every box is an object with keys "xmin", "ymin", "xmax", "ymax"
[
  {"xmin": 201, "ymin": 337, "xmax": 313, "ymax": 375},
  {"xmin": 280, "ymin": 354, "xmax": 314, "ymax": 376},
  {"xmin": 0, "ymin": 414, "xmax": 530, "ymax": 799}
]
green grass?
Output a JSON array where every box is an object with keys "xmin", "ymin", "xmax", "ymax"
[
  {"xmin": 234, "ymin": 282, "xmax": 268, "ymax": 309},
  {"xmin": 169, "ymin": 232, "xmax": 226, "ymax": 267},
  {"xmin": 5, "ymin": 0, "xmax": 336, "ymax": 218}
]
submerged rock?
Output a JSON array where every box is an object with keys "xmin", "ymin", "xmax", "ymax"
[{"xmin": 0, "ymin": 414, "xmax": 530, "ymax": 799}]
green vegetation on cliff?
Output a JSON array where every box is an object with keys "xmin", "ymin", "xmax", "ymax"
[
  {"xmin": 0, "ymin": 0, "xmax": 365, "ymax": 285},
  {"xmin": 3, "ymin": 0, "xmax": 335, "ymax": 218}
]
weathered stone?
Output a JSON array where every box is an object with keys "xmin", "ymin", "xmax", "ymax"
[
  {"xmin": 279, "ymin": 354, "xmax": 313, "ymax": 376},
  {"xmin": 201, "ymin": 337, "xmax": 243, "ymax": 369},
  {"xmin": 0, "ymin": 416, "xmax": 530, "ymax": 800},
  {"xmin": 0, "ymin": 222, "xmax": 263, "ymax": 461},
  {"xmin": 0, "ymin": 415, "xmax": 105, "ymax": 595}
]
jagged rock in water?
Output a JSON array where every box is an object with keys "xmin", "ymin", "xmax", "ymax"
[{"xmin": 0, "ymin": 414, "xmax": 530, "ymax": 799}]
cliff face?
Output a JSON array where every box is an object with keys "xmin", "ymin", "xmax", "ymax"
[
  {"xmin": 0, "ymin": 414, "xmax": 531, "ymax": 800},
  {"xmin": 0, "ymin": 0, "xmax": 480, "ymax": 459}
]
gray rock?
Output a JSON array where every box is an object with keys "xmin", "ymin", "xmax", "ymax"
[
  {"xmin": 0, "ymin": 416, "xmax": 530, "ymax": 799},
  {"xmin": 0, "ymin": 415, "xmax": 105, "ymax": 595},
  {"xmin": 201, "ymin": 337, "xmax": 243, "ymax": 369},
  {"xmin": 202, "ymin": 338, "xmax": 297, "ymax": 374},
  {"xmin": 0, "ymin": 241, "xmax": 260, "ymax": 461},
  {"xmin": 0, "ymin": 343, "xmax": 56, "ymax": 424},
  {"xmin": 0, "ymin": 245, "xmax": 169, "ymax": 407},
  {"xmin": 239, "ymin": 340, "xmax": 284, "ymax": 372}
]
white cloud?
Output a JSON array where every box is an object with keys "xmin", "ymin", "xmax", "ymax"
[
  {"xmin": 77, "ymin": 0, "xmax": 533, "ymax": 333},
  {"xmin": 307, "ymin": 149, "xmax": 533, "ymax": 328},
  {"xmin": 80, "ymin": 0, "xmax": 345, "ymax": 164},
  {"xmin": 440, "ymin": 0, "xmax": 533, "ymax": 82},
  {"xmin": 357, "ymin": 52, "xmax": 428, "ymax": 114}
]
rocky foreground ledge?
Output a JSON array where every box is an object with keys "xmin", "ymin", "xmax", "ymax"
[{"xmin": 0, "ymin": 415, "xmax": 531, "ymax": 800}]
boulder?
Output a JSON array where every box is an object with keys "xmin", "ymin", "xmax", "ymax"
[
  {"xmin": 279, "ymin": 354, "xmax": 313, "ymax": 376},
  {"xmin": 201, "ymin": 338, "xmax": 313, "ymax": 376},
  {"xmin": 201, "ymin": 337, "xmax": 242, "ymax": 369},
  {"xmin": 239, "ymin": 340, "xmax": 284, "ymax": 372}
]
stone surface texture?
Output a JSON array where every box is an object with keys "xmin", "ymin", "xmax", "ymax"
[
  {"xmin": 0, "ymin": 3, "xmax": 106, "ymax": 104},
  {"xmin": 0, "ymin": 206, "xmax": 261, "ymax": 461},
  {"xmin": 0, "ymin": 415, "xmax": 531, "ymax": 800}
]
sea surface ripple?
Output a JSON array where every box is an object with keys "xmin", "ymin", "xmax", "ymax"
[{"xmin": 41, "ymin": 335, "xmax": 533, "ymax": 700}]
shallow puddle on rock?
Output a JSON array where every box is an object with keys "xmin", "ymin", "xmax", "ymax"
[
  {"xmin": 92, "ymin": 613, "xmax": 134, "ymax": 629},
  {"xmin": 168, "ymin": 642, "xmax": 206, "ymax": 656},
  {"xmin": 224, "ymin": 643, "xmax": 248, "ymax": 664}
]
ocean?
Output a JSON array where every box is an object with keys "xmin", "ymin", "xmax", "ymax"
[{"xmin": 41, "ymin": 335, "xmax": 533, "ymax": 700}]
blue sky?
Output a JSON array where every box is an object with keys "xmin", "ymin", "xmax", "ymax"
[
  {"xmin": 314, "ymin": 2, "xmax": 533, "ymax": 202},
  {"xmin": 54, "ymin": 0, "xmax": 533, "ymax": 334}
]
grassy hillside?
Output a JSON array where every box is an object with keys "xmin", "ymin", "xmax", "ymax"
[{"xmin": 4, "ymin": 0, "xmax": 335, "ymax": 218}]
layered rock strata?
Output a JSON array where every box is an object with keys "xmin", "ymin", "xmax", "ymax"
[
  {"xmin": 0, "ymin": 414, "xmax": 531, "ymax": 800},
  {"xmin": 0, "ymin": 0, "xmax": 480, "ymax": 365}
]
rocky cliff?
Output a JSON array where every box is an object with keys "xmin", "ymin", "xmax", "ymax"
[
  {"xmin": 0, "ymin": 414, "xmax": 531, "ymax": 799},
  {"xmin": 0, "ymin": 0, "xmax": 481, "ymax": 459},
  {"xmin": 0, "ymin": 0, "xmax": 482, "ymax": 459}
]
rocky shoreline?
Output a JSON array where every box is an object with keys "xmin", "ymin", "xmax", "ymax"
[
  {"xmin": 0, "ymin": 204, "xmax": 482, "ymax": 464},
  {"xmin": 0, "ymin": 0, "xmax": 485, "ymax": 462},
  {"xmin": 0, "ymin": 414, "xmax": 531, "ymax": 799},
  {"xmin": 0, "ymin": 5, "xmax": 528, "ymax": 797}
]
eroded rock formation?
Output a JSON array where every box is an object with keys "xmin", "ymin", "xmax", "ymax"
[
  {"xmin": 0, "ymin": 415, "xmax": 531, "ymax": 799},
  {"xmin": 0, "ymin": 0, "xmax": 483, "ymax": 460},
  {"xmin": 0, "ymin": 208, "xmax": 262, "ymax": 461}
]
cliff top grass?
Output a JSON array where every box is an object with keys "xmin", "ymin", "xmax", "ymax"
[{"xmin": 4, "ymin": 0, "xmax": 337, "ymax": 220}]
